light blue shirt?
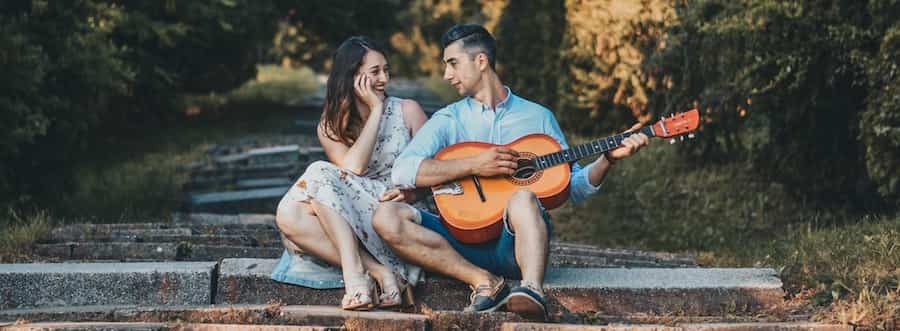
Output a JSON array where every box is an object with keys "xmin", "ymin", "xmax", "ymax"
[{"xmin": 392, "ymin": 87, "xmax": 601, "ymax": 204}]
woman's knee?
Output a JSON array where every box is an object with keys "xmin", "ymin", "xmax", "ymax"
[
  {"xmin": 275, "ymin": 200, "xmax": 313, "ymax": 235},
  {"xmin": 372, "ymin": 202, "xmax": 411, "ymax": 242}
]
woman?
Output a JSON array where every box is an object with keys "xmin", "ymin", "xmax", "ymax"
[{"xmin": 274, "ymin": 36, "xmax": 428, "ymax": 310}]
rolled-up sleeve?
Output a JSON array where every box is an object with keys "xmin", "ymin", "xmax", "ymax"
[
  {"xmin": 568, "ymin": 161, "xmax": 601, "ymax": 203},
  {"xmin": 392, "ymin": 111, "xmax": 453, "ymax": 188},
  {"xmin": 541, "ymin": 111, "xmax": 601, "ymax": 204}
]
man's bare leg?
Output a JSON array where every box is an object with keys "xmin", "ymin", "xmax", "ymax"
[
  {"xmin": 506, "ymin": 190, "xmax": 549, "ymax": 291},
  {"xmin": 372, "ymin": 202, "xmax": 502, "ymax": 294},
  {"xmin": 502, "ymin": 190, "xmax": 550, "ymax": 320}
]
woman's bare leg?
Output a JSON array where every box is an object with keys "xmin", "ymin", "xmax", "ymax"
[{"xmin": 276, "ymin": 200, "xmax": 399, "ymax": 298}]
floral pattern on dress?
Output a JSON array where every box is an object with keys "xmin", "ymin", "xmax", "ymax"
[{"xmin": 279, "ymin": 96, "xmax": 426, "ymax": 285}]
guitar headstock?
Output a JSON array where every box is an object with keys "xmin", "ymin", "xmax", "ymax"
[{"xmin": 652, "ymin": 109, "xmax": 700, "ymax": 139}]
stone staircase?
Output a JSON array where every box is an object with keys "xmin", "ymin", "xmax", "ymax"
[{"xmin": 1, "ymin": 212, "xmax": 839, "ymax": 330}]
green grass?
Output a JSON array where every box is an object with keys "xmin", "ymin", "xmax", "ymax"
[
  {"xmin": 551, "ymin": 135, "xmax": 899, "ymax": 328},
  {"xmin": 227, "ymin": 64, "xmax": 320, "ymax": 107},
  {"xmin": 0, "ymin": 209, "xmax": 52, "ymax": 263}
]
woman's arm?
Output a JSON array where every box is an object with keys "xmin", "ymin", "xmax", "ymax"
[
  {"xmin": 317, "ymin": 75, "xmax": 385, "ymax": 175},
  {"xmin": 400, "ymin": 99, "xmax": 428, "ymax": 136}
]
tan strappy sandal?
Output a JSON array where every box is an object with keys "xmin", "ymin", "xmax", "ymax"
[
  {"xmin": 377, "ymin": 274, "xmax": 415, "ymax": 308},
  {"xmin": 341, "ymin": 272, "xmax": 377, "ymax": 311}
]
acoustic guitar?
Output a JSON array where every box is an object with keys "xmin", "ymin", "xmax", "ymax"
[{"xmin": 431, "ymin": 109, "xmax": 700, "ymax": 244}]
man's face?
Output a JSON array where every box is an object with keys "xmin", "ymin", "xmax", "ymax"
[{"xmin": 442, "ymin": 41, "xmax": 482, "ymax": 96}]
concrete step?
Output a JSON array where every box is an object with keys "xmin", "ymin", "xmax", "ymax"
[
  {"xmin": 37, "ymin": 220, "xmax": 694, "ymax": 268},
  {"xmin": 0, "ymin": 262, "xmax": 217, "ymax": 309},
  {"xmin": 0, "ymin": 304, "xmax": 430, "ymax": 331},
  {"xmin": 216, "ymin": 258, "xmax": 783, "ymax": 316},
  {"xmin": 499, "ymin": 322, "xmax": 852, "ymax": 331},
  {"xmin": 189, "ymin": 162, "xmax": 303, "ymax": 179},
  {"xmin": 1, "ymin": 322, "xmax": 341, "ymax": 331},
  {"xmin": 171, "ymin": 213, "xmax": 277, "ymax": 226},
  {"xmin": 32, "ymin": 243, "xmax": 283, "ymax": 262},
  {"xmin": 187, "ymin": 188, "xmax": 289, "ymax": 214}
]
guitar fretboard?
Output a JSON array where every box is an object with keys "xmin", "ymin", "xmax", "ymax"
[{"xmin": 534, "ymin": 126, "xmax": 655, "ymax": 170}]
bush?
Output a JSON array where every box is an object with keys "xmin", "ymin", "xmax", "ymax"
[
  {"xmin": 860, "ymin": 23, "xmax": 900, "ymax": 206},
  {"xmin": 648, "ymin": 0, "xmax": 899, "ymax": 207},
  {"xmin": 0, "ymin": 0, "xmax": 279, "ymax": 209}
]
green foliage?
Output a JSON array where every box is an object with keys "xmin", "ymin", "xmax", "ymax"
[
  {"xmin": 0, "ymin": 0, "xmax": 280, "ymax": 209},
  {"xmin": 860, "ymin": 23, "xmax": 900, "ymax": 205},
  {"xmin": 556, "ymin": 0, "xmax": 675, "ymax": 135},
  {"xmin": 0, "ymin": 1, "xmax": 132, "ymax": 206},
  {"xmin": 225, "ymin": 64, "xmax": 319, "ymax": 107},
  {"xmin": 550, "ymin": 141, "xmax": 853, "ymax": 251},
  {"xmin": 270, "ymin": 1, "xmax": 405, "ymax": 70},
  {"xmin": 495, "ymin": 0, "xmax": 565, "ymax": 109},
  {"xmin": 0, "ymin": 209, "xmax": 52, "ymax": 263},
  {"xmin": 648, "ymin": 0, "xmax": 899, "ymax": 207}
]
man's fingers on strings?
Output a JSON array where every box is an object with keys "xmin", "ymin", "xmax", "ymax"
[
  {"xmin": 498, "ymin": 160, "xmax": 518, "ymax": 169},
  {"xmin": 495, "ymin": 146, "xmax": 519, "ymax": 157}
]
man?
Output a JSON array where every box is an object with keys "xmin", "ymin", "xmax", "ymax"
[{"xmin": 371, "ymin": 24, "xmax": 649, "ymax": 320}]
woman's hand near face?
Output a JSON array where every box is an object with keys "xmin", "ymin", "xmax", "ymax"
[{"xmin": 354, "ymin": 74, "xmax": 383, "ymax": 112}]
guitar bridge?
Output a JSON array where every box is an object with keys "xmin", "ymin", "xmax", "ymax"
[{"xmin": 433, "ymin": 182, "xmax": 463, "ymax": 195}]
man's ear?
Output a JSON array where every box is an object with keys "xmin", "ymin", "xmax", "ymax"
[{"xmin": 476, "ymin": 53, "xmax": 489, "ymax": 71}]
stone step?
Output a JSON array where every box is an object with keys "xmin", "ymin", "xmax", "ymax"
[
  {"xmin": 42, "ymin": 232, "xmax": 279, "ymax": 247},
  {"xmin": 187, "ymin": 188, "xmax": 289, "ymax": 214},
  {"xmin": 235, "ymin": 178, "xmax": 295, "ymax": 189},
  {"xmin": 190, "ymin": 162, "xmax": 303, "ymax": 179},
  {"xmin": 0, "ymin": 262, "xmax": 217, "ymax": 309},
  {"xmin": 32, "ymin": 243, "xmax": 284, "ymax": 262},
  {"xmin": 39, "ymin": 220, "xmax": 694, "ymax": 267},
  {"xmin": 216, "ymin": 258, "xmax": 783, "ymax": 316},
  {"xmin": 499, "ymin": 322, "xmax": 852, "ymax": 331},
  {"xmin": 0, "ymin": 304, "xmax": 435, "ymax": 331},
  {"xmin": 171, "ymin": 213, "xmax": 277, "ymax": 226},
  {"xmin": 1, "ymin": 322, "xmax": 341, "ymax": 331}
]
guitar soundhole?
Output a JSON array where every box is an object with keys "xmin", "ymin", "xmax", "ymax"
[{"xmin": 510, "ymin": 153, "xmax": 542, "ymax": 186}]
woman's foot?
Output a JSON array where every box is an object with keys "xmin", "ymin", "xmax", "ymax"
[
  {"xmin": 371, "ymin": 269, "xmax": 413, "ymax": 308},
  {"xmin": 341, "ymin": 272, "xmax": 376, "ymax": 310}
]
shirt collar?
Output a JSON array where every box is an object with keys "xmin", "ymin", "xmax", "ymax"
[{"xmin": 467, "ymin": 86, "xmax": 515, "ymax": 112}]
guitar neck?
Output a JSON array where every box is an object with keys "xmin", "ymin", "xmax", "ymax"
[{"xmin": 534, "ymin": 126, "xmax": 656, "ymax": 170}]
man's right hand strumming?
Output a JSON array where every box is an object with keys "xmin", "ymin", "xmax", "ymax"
[{"xmin": 468, "ymin": 146, "xmax": 519, "ymax": 177}]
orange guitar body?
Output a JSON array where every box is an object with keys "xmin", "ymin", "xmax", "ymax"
[{"xmin": 432, "ymin": 134, "xmax": 571, "ymax": 244}]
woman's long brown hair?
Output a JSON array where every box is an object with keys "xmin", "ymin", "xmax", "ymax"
[{"xmin": 320, "ymin": 36, "xmax": 387, "ymax": 146}]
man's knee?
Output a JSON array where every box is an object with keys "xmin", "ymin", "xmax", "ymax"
[
  {"xmin": 508, "ymin": 189, "xmax": 539, "ymax": 210},
  {"xmin": 373, "ymin": 202, "xmax": 413, "ymax": 244},
  {"xmin": 507, "ymin": 190, "xmax": 544, "ymax": 231}
]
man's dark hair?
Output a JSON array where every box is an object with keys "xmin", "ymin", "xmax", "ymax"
[{"xmin": 441, "ymin": 24, "xmax": 496, "ymax": 70}]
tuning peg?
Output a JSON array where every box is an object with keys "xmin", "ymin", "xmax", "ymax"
[
  {"xmin": 669, "ymin": 138, "xmax": 676, "ymax": 144},
  {"xmin": 688, "ymin": 133, "xmax": 695, "ymax": 139}
]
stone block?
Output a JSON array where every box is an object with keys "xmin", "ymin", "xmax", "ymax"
[
  {"xmin": 0, "ymin": 262, "xmax": 217, "ymax": 309},
  {"xmin": 214, "ymin": 259, "xmax": 783, "ymax": 316},
  {"xmin": 428, "ymin": 311, "xmax": 523, "ymax": 331}
]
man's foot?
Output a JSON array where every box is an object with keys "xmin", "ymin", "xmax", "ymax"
[
  {"xmin": 504, "ymin": 282, "xmax": 547, "ymax": 321},
  {"xmin": 463, "ymin": 276, "xmax": 510, "ymax": 312}
]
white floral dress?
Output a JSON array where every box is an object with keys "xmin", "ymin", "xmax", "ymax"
[{"xmin": 279, "ymin": 96, "xmax": 424, "ymax": 285}]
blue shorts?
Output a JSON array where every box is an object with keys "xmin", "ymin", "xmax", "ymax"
[{"xmin": 416, "ymin": 208, "xmax": 552, "ymax": 280}]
